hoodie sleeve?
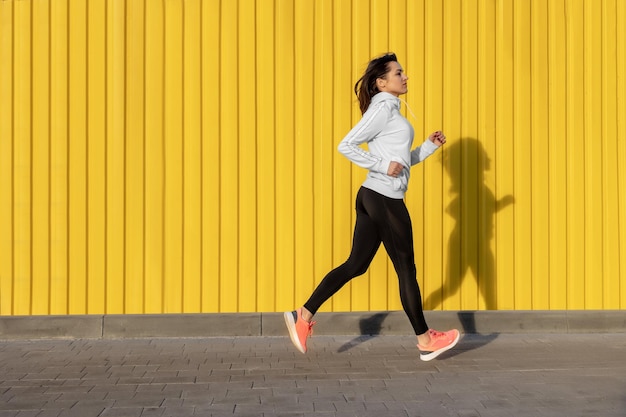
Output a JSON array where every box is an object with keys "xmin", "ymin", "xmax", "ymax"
[
  {"xmin": 410, "ymin": 138, "xmax": 439, "ymax": 165},
  {"xmin": 337, "ymin": 102, "xmax": 391, "ymax": 174}
]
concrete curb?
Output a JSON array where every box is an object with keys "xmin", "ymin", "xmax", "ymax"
[{"xmin": 0, "ymin": 310, "xmax": 625, "ymax": 340}]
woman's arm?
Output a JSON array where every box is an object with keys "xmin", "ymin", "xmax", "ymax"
[
  {"xmin": 410, "ymin": 131, "xmax": 446, "ymax": 165},
  {"xmin": 337, "ymin": 102, "xmax": 390, "ymax": 174}
]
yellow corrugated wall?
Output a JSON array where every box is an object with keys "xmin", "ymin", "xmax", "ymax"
[{"xmin": 1, "ymin": 0, "xmax": 625, "ymax": 315}]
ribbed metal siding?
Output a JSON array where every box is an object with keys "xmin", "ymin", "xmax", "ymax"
[{"xmin": 0, "ymin": 0, "xmax": 624, "ymax": 315}]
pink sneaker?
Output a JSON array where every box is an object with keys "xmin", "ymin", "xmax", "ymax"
[
  {"xmin": 417, "ymin": 329, "xmax": 460, "ymax": 361},
  {"xmin": 284, "ymin": 308, "xmax": 316, "ymax": 353}
]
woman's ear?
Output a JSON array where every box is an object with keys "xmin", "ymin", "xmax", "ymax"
[{"xmin": 376, "ymin": 78, "xmax": 386, "ymax": 90}]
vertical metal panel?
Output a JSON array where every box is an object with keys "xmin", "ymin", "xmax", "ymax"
[
  {"xmin": 183, "ymin": 0, "xmax": 202, "ymax": 312},
  {"xmin": 237, "ymin": 0, "xmax": 257, "ymax": 312},
  {"xmin": 602, "ymin": 0, "xmax": 620, "ymax": 309},
  {"xmin": 477, "ymin": 0, "xmax": 497, "ymax": 310},
  {"xmin": 423, "ymin": 0, "xmax": 445, "ymax": 311},
  {"xmin": 145, "ymin": 0, "xmax": 165, "ymax": 313},
  {"xmin": 531, "ymin": 0, "xmax": 550, "ymax": 309},
  {"xmin": 547, "ymin": 0, "xmax": 568, "ymax": 309},
  {"xmin": 32, "ymin": 0, "xmax": 51, "ymax": 315},
  {"xmin": 0, "ymin": 0, "xmax": 14, "ymax": 315},
  {"xmin": 566, "ymin": 0, "xmax": 586, "ymax": 308},
  {"xmin": 0, "ymin": 0, "xmax": 624, "ymax": 315},
  {"xmin": 442, "ymin": 0, "xmax": 462, "ymax": 311},
  {"xmin": 126, "ymin": 0, "xmax": 146, "ymax": 313},
  {"xmin": 202, "ymin": 0, "xmax": 219, "ymax": 312},
  {"xmin": 293, "ymin": 0, "xmax": 315, "ymax": 309},
  {"xmin": 218, "ymin": 0, "xmax": 238, "ymax": 312},
  {"xmin": 14, "ymin": 0, "xmax": 32, "ymax": 314},
  {"xmin": 494, "ymin": 0, "xmax": 515, "ymax": 309},
  {"xmin": 106, "ymin": 0, "xmax": 126, "ymax": 314},
  {"xmin": 617, "ymin": 0, "xmax": 626, "ymax": 308},
  {"xmin": 163, "ymin": 0, "xmax": 183, "ymax": 312},
  {"xmin": 460, "ymin": 0, "xmax": 479, "ymax": 310},
  {"xmin": 255, "ymin": 0, "xmax": 276, "ymax": 312},
  {"xmin": 513, "ymin": 0, "xmax": 532, "ymax": 308},
  {"xmin": 87, "ymin": 0, "xmax": 107, "ymax": 314},
  {"xmin": 584, "ymin": 0, "xmax": 603, "ymax": 308},
  {"xmin": 50, "ymin": 0, "xmax": 69, "ymax": 314},
  {"xmin": 67, "ymin": 0, "xmax": 87, "ymax": 314},
  {"xmin": 274, "ymin": 0, "xmax": 295, "ymax": 312}
]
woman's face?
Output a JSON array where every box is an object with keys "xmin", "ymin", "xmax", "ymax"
[{"xmin": 378, "ymin": 61, "xmax": 408, "ymax": 96}]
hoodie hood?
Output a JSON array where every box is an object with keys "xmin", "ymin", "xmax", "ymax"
[{"xmin": 370, "ymin": 92, "xmax": 401, "ymax": 110}]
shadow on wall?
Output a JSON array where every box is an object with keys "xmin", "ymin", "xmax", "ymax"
[
  {"xmin": 337, "ymin": 138, "xmax": 514, "ymax": 352},
  {"xmin": 424, "ymin": 137, "xmax": 514, "ymax": 311}
]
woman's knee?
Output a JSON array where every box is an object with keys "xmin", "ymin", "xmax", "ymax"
[{"xmin": 341, "ymin": 259, "xmax": 370, "ymax": 278}]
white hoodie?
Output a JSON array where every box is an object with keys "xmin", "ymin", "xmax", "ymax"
[{"xmin": 338, "ymin": 92, "xmax": 439, "ymax": 199}]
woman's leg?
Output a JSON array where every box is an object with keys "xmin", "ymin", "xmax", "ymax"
[
  {"xmin": 360, "ymin": 191, "xmax": 460, "ymax": 360},
  {"xmin": 359, "ymin": 188, "xmax": 428, "ymax": 335},
  {"xmin": 303, "ymin": 189, "xmax": 382, "ymax": 315}
]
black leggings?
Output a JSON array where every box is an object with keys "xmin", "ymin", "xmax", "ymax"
[{"xmin": 304, "ymin": 187, "xmax": 429, "ymax": 335}]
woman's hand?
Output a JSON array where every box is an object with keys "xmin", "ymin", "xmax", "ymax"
[
  {"xmin": 429, "ymin": 131, "xmax": 446, "ymax": 147},
  {"xmin": 387, "ymin": 161, "xmax": 404, "ymax": 177}
]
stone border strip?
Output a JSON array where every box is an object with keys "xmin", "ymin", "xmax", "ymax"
[{"xmin": 1, "ymin": 310, "xmax": 624, "ymax": 340}]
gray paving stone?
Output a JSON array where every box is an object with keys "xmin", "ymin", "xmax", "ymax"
[
  {"xmin": 0, "ymin": 333, "xmax": 626, "ymax": 416},
  {"xmin": 98, "ymin": 408, "xmax": 143, "ymax": 417},
  {"xmin": 25, "ymin": 411, "xmax": 62, "ymax": 417}
]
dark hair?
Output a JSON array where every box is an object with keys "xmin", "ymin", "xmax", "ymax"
[{"xmin": 354, "ymin": 53, "xmax": 398, "ymax": 114}]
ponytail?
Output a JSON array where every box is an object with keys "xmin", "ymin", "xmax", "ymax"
[{"xmin": 354, "ymin": 53, "xmax": 397, "ymax": 114}]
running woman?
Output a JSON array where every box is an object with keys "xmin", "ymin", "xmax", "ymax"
[{"xmin": 285, "ymin": 53, "xmax": 460, "ymax": 361}]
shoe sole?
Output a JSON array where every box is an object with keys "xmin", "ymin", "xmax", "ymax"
[
  {"xmin": 419, "ymin": 331, "xmax": 461, "ymax": 361},
  {"xmin": 284, "ymin": 311, "xmax": 306, "ymax": 354}
]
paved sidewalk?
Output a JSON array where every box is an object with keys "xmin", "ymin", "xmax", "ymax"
[{"xmin": 1, "ymin": 333, "xmax": 625, "ymax": 416}]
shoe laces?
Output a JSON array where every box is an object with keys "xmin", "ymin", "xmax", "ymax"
[
  {"xmin": 428, "ymin": 329, "xmax": 446, "ymax": 339},
  {"xmin": 306, "ymin": 320, "xmax": 316, "ymax": 336}
]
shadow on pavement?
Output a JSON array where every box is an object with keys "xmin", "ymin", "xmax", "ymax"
[
  {"xmin": 337, "ymin": 312, "xmax": 389, "ymax": 352},
  {"xmin": 436, "ymin": 311, "xmax": 499, "ymax": 360},
  {"xmin": 337, "ymin": 311, "xmax": 499, "ymax": 358}
]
